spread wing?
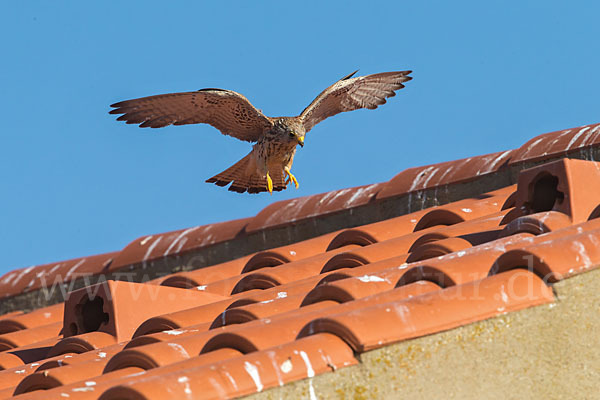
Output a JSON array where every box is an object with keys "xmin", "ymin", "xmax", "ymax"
[
  {"xmin": 109, "ymin": 89, "xmax": 273, "ymax": 142},
  {"xmin": 299, "ymin": 70, "xmax": 412, "ymax": 132}
]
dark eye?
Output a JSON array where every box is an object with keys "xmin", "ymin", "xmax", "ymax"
[{"xmin": 289, "ymin": 132, "xmax": 295, "ymax": 138}]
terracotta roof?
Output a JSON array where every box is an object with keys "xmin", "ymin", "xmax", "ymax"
[{"xmin": 0, "ymin": 122, "xmax": 599, "ymax": 398}]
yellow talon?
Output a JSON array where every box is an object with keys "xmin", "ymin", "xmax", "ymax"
[
  {"xmin": 285, "ymin": 170, "xmax": 299, "ymax": 189},
  {"xmin": 266, "ymin": 173, "xmax": 273, "ymax": 194}
]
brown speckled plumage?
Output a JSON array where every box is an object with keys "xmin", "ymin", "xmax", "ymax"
[{"xmin": 109, "ymin": 70, "xmax": 412, "ymax": 194}]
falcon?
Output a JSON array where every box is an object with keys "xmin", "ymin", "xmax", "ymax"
[{"xmin": 109, "ymin": 70, "xmax": 412, "ymax": 194}]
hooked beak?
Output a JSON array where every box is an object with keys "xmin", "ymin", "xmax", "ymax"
[{"xmin": 297, "ymin": 136, "xmax": 304, "ymax": 147}]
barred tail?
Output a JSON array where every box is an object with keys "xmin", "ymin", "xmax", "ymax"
[{"xmin": 206, "ymin": 152, "xmax": 286, "ymax": 194}]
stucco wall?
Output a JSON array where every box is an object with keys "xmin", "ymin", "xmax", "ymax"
[{"xmin": 247, "ymin": 267, "xmax": 600, "ymax": 400}]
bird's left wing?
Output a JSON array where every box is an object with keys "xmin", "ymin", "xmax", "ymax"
[
  {"xmin": 299, "ymin": 70, "xmax": 412, "ymax": 133},
  {"xmin": 109, "ymin": 89, "xmax": 273, "ymax": 142}
]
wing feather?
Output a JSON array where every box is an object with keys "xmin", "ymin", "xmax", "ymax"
[
  {"xmin": 299, "ymin": 71, "xmax": 412, "ymax": 132},
  {"xmin": 109, "ymin": 89, "xmax": 272, "ymax": 142}
]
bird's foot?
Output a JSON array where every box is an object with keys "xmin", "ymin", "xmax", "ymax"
[
  {"xmin": 266, "ymin": 173, "xmax": 273, "ymax": 194},
  {"xmin": 285, "ymin": 170, "xmax": 299, "ymax": 189}
]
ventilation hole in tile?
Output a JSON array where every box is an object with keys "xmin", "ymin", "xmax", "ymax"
[
  {"xmin": 526, "ymin": 173, "xmax": 564, "ymax": 213},
  {"xmin": 76, "ymin": 297, "xmax": 110, "ymax": 333}
]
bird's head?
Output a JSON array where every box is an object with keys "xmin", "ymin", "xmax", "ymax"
[{"xmin": 275, "ymin": 118, "xmax": 306, "ymax": 147}]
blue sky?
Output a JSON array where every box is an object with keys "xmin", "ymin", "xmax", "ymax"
[{"xmin": 1, "ymin": 1, "xmax": 599, "ymax": 273}]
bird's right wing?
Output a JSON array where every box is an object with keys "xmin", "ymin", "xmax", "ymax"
[
  {"xmin": 299, "ymin": 70, "xmax": 412, "ymax": 133},
  {"xmin": 109, "ymin": 89, "xmax": 273, "ymax": 142}
]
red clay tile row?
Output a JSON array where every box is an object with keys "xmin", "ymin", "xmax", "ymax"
[
  {"xmin": 0, "ymin": 322, "xmax": 62, "ymax": 352},
  {"xmin": 0, "ymin": 218, "xmax": 252, "ymax": 301},
  {"xmin": 153, "ymin": 199, "xmax": 511, "ymax": 301},
  {"xmin": 62, "ymin": 280, "xmax": 228, "ymax": 342},
  {"xmin": 0, "ymin": 303, "xmax": 63, "ymax": 334},
  {"xmin": 500, "ymin": 211, "xmax": 573, "ymax": 237},
  {"xmin": 132, "ymin": 277, "xmax": 335, "ymax": 339},
  {"xmin": 107, "ymin": 217, "xmax": 253, "ymax": 272},
  {"xmin": 509, "ymin": 123, "xmax": 600, "ymax": 164},
  {"xmin": 0, "ymin": 353, "xmax": 78, "ymax": 391},
  {"xmin": 376, "ymin": 149, "xmax": 516, "ymax": 200},
  {"xmin": 153, "ymin": 193, "xmax": 512, "ymax": 299},
  {"xmin": 493, "ymin": 226, "xmax": 600, "ymax": 282},
  {"xmin": 0, "ymin": 252, "xmax": 116, "ymax": 299},
  {"xmin": 47, "ymin": 331, "xmax": 119, "ymax": 357},
  {"xmin": 0, "ymin": 336, "xmax": 61, "ymax": 366},
  {"xmin": 98, "ymin": 333, "xmax": 356, "ymax": 400},
  {"xmin": 9, "ymin": 333, "xmax": 352, "ymax": 400},
  {"xmin": 413, "ymin": 193, "xmax": 510, "ymax": 231},
  {"xmin": 326, "ymin": 185, "xmax": 515, "ymax": 250},
  {"xmin": 245, "ymin": 183, "xmax": 385, "ymax": 232},
  {"xmin": 2, "ymin": 345, "xmax": 127, "ymax": 399},
  {"xmin": 151, "ymin": 231, "xmax": 343, "ymax": 289},
  {"xmin": 14, "ymin": 350, "xmax": 115, "ymax": 395},
  {"xmin": 300, "ymin": 269, "xmax": 553, "ymax": 352},
  {"xmin": 376, "ymin": 122, "xmax": 600, "ymax": 200}
]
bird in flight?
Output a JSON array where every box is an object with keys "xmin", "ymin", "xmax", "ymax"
[{"xmin": 110, "ymin": 70, "xmax": 412, "ymax": 194}]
